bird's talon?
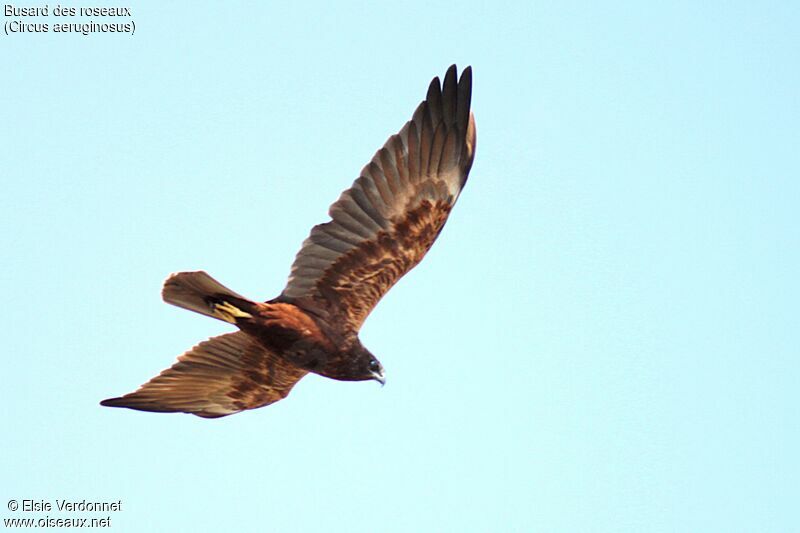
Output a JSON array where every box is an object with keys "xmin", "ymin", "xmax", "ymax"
[{"xmin": 212, "ymin": 301, "xmax": 252, "ymax": 323}]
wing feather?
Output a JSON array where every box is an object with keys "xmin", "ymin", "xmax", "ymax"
[
  {"xmin": 356, "ymin": 175, "xmax": 392, "ymax": 222},
  {"xmin": 281, "ymin": 65, "xmax": 476, "ymax": 334},
  {"xmin": 100, "ymin": 332, "xmax": 307, "ymax": 418}
]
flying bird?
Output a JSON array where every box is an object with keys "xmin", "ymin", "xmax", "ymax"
[{"xmin": 101, "ymin": 65, "xmax": 476, "ymax": 418}]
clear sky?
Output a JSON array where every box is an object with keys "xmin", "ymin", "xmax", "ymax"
[{"xmin": 1, "ymin": 1, "xmax": 798, "ymax": 531}]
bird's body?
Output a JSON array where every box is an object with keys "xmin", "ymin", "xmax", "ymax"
[
  {"xmin": 229, "ymin": 301, "xmax": 337, "ymax": 370},
  {"xmin": 101, "ymin": 65, "xmax": 476, "ymax": 418}
]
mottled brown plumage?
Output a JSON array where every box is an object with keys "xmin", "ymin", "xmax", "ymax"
[
  {"xmin": 101, "ymin": 65, "xmax": 476, "ymax": 417},
  {"xmin": 101, "ymin": 332, "xmax": 307, "ymax": 419}
]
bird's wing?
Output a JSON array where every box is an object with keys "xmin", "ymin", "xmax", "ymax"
[
  {"xmin": 100, "ymin": 332, "xmax": 307, "ymax": 418},
  {"xmin": 280, "ymin": 65, "xmax": 476, "ymax": 334}
]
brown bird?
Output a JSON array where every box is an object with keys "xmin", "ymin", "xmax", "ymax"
[{"xmin": 101, "ymin": 65, "xmax": 476, "ymax": 418}]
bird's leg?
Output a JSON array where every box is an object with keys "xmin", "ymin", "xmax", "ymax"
[{"xmin": 211, "ymin": 301, "xmax": 253, "ymax": 324}]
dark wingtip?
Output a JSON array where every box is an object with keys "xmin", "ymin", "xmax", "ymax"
[
  {"xmin": 100, "ymin": 396, "xmax": 226, "ymax": 418},
  {"xmin": 100, "ymin": 396, "xmax": 178, "ymax": 414},
  {"xmin": 455, "ymin": 65, "xmax": 473, "ymax": 140},
  {"xmin": 461, "ymin": 66, "xmax": 472, "ymax": 83},
  {"xmin": 427, "ymin": 76, "xmax": 441, "ymax": 95},
  {"xmin": 442, "ymin": 66, "xmax": 459, "ymax": 123},
  {"xmin": 100, "ymin": 397, "xmax": 124, "ymax": 408}
]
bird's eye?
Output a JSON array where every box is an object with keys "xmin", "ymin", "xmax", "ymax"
[{"xmin": 369, "ymin": 360, "xmax": 379, "ymax": 370}]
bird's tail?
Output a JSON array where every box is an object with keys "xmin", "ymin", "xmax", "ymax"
[{"xmin": 161, "ymin": 271, "xmax": 257, "ymax": 324}]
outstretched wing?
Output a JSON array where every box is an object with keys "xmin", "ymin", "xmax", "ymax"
[
  {"xmin": 100, "ymin": 332, "xmax": 307, "ymax": 418},
  {"xmin": 280, "ymin": 65, "xmax": 476, "ymax": 334}
]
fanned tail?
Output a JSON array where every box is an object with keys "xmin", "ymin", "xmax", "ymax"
[{"xmin": 162, "ymin": 271, "xmax": 256, "ymax": 324}]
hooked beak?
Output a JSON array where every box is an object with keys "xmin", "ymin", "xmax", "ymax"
[{"xmin": 370, "ymin": 368, "xmax": 386, "ymax": 387}]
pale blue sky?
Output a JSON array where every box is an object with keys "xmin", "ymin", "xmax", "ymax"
[{"xmin": 2, "ymin": 1, "xmax": 798, "ymax": 531}]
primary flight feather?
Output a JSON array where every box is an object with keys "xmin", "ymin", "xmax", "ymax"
[{"xmin": 101, "ymin": 65, "xmax": 476, "ymax": 418}]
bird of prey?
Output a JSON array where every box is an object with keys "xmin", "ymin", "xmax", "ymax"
[{"xmin": 101, "ymin": 65, "xmax": 476, "ymax": 418}]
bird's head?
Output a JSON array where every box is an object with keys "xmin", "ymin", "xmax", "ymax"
[{"xmin": 318, "ymin": 340, "xmax": 385, "ymax": 385}]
